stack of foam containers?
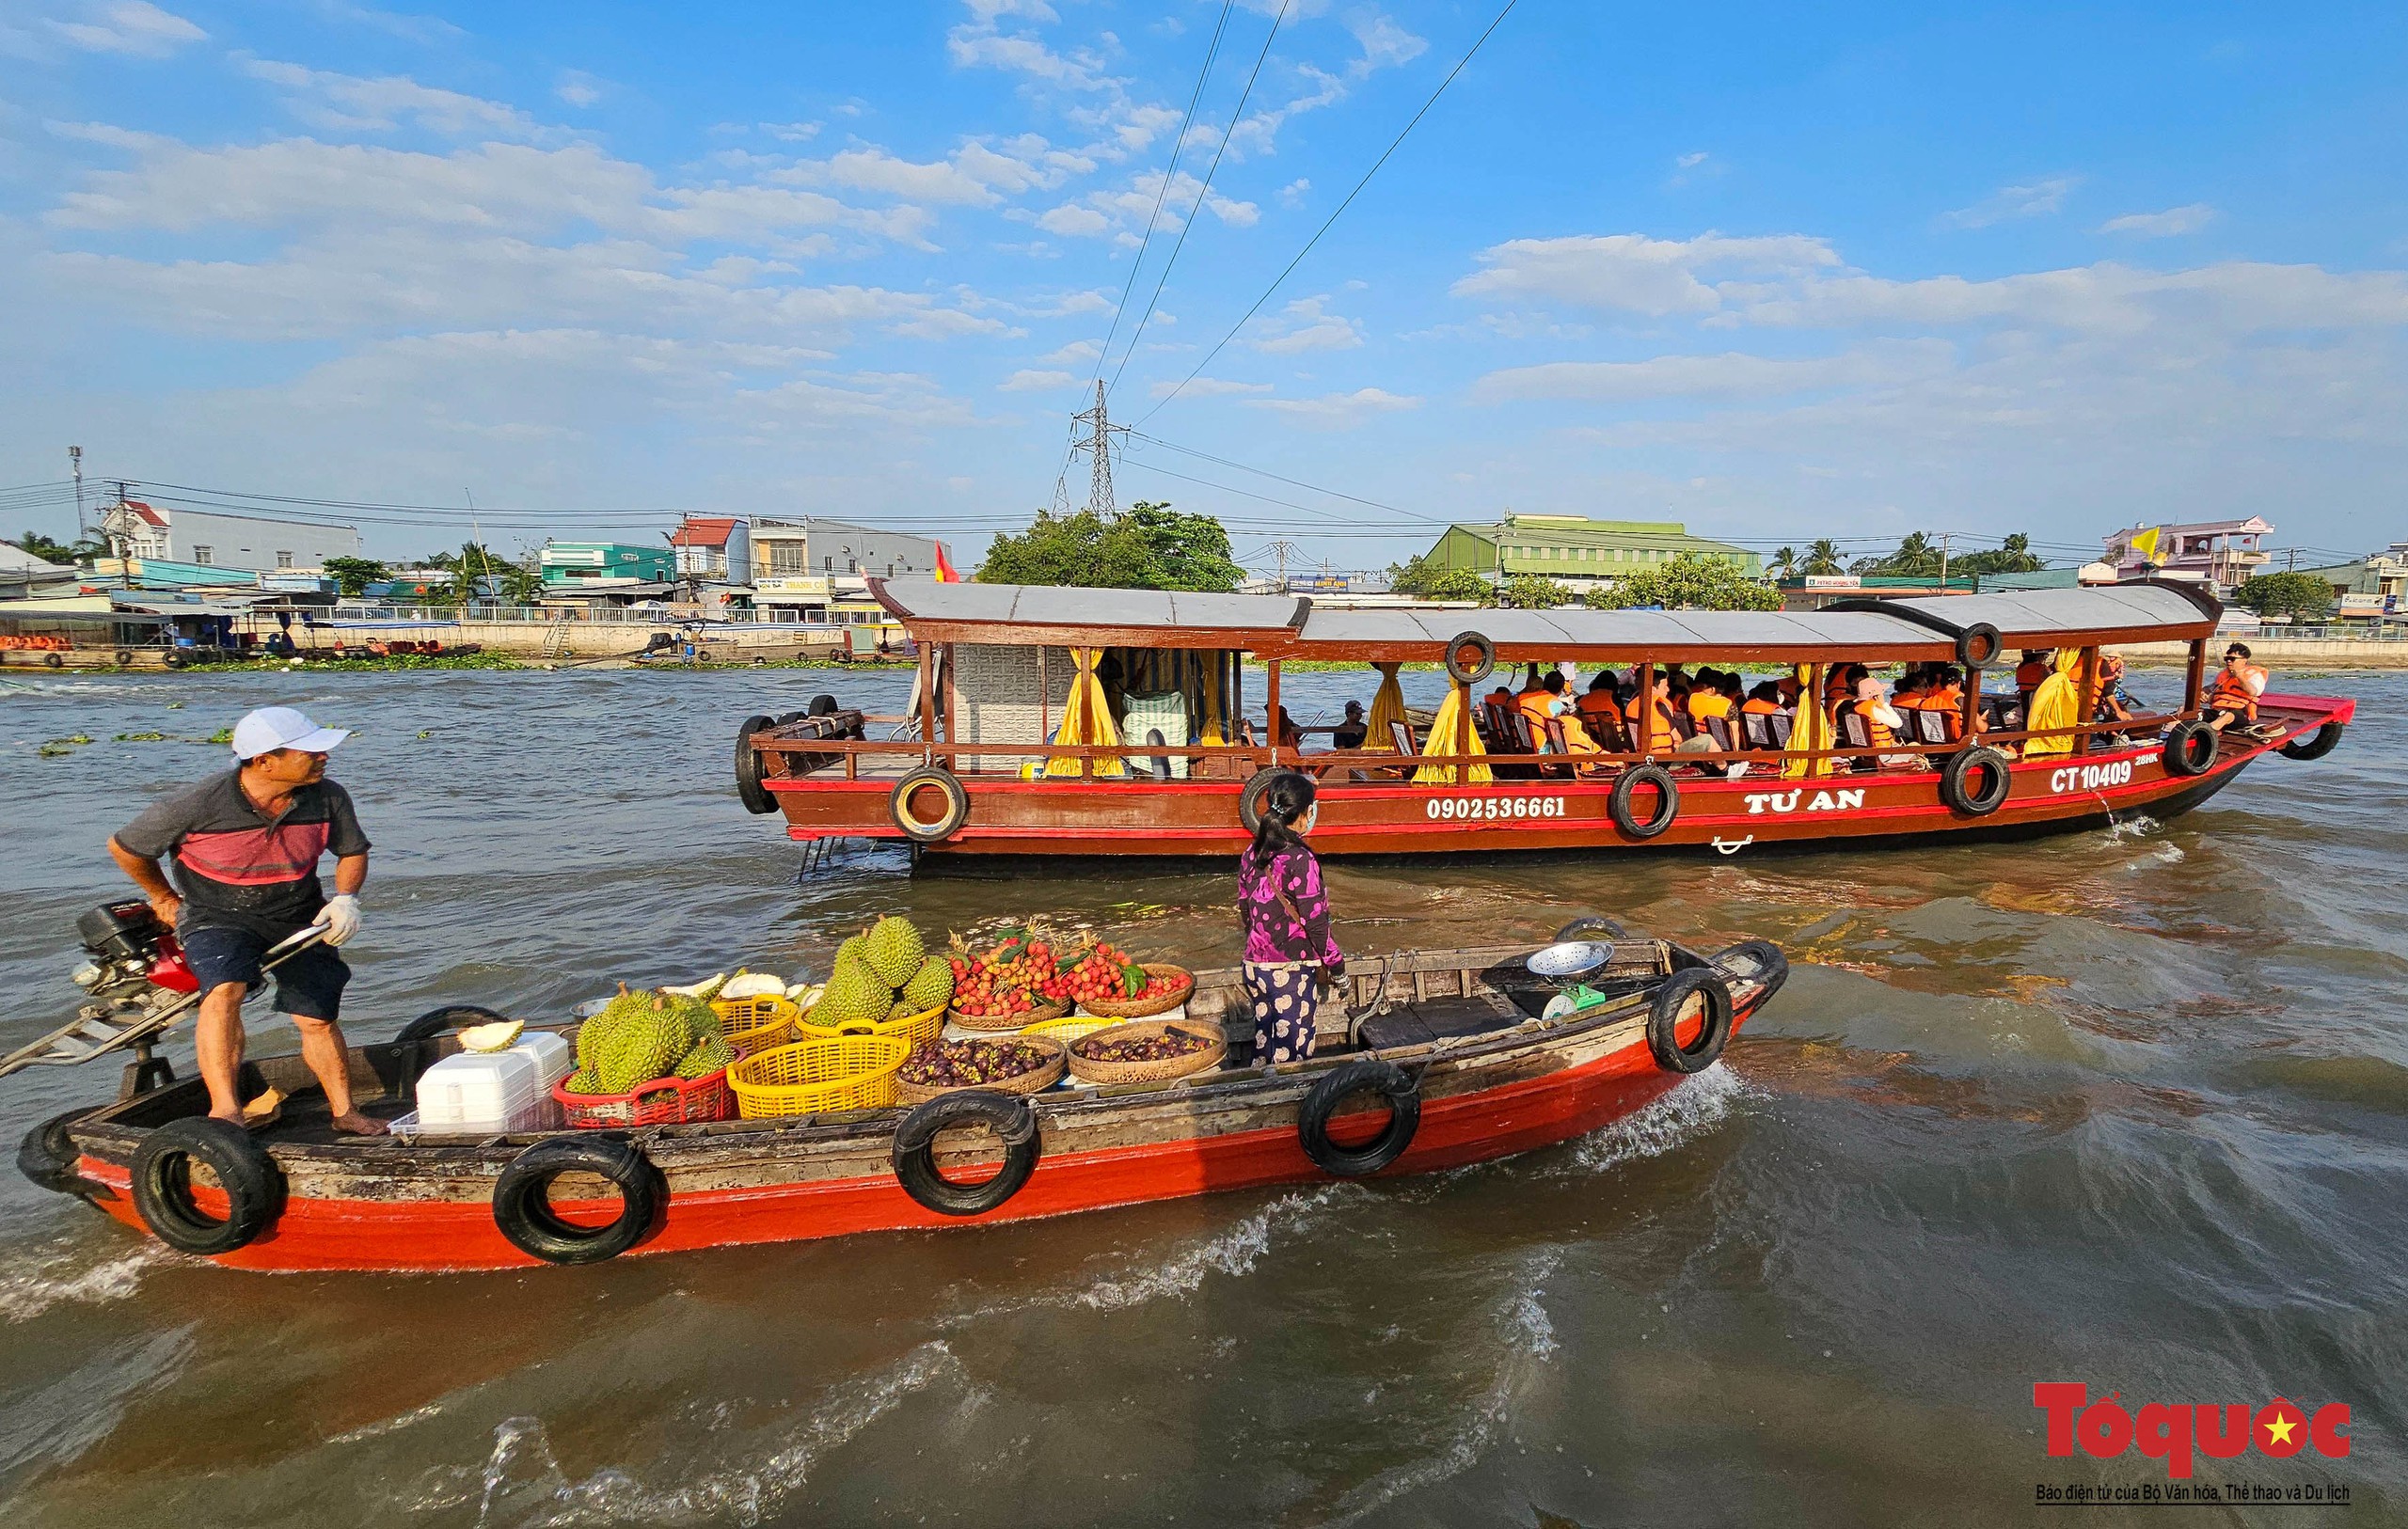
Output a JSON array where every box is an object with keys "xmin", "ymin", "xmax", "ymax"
[{"xmin": 408, "ymin": 1031, "xmax": 574, "ymax": 1134}]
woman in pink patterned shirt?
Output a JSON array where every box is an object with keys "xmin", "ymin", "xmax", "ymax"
[{"xmin": 1235, "ymin": 773, "xmax": 1344, "ymax": 1063}]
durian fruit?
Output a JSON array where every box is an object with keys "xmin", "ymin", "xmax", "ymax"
[
  {"xmin": 861, "ymin": 916, "xmax": 926, "ymax": 988},
  {"xmin": 563, "ymin": 1067, "xmax": 604, "ymax": 1095},
  {"xmin": 815, "ymin": 953, "xmax": 893, "ymax": 1027},
  {"xmin": 577, "ymin": 983, "xmax": 646, "ymax": 1073},
  {"xmin": 887, "ymin": 999, "xmax": 913, "ymax": 1022},
  {"xmin": 834, "ymin": 933, "xmax": 866, "ymax": 969},
  {"xmin": 901, "ymin": 954, "xmax": 954, "ymax": 1013},
  {"xmin": 595, "ymin": 993, "xmax": 684, "ymax": 1094},
  {"xmin": 675, "ymin": 1035, "xmax": 736, "ymax": 1078},
  {"xmin": 459, "ymin": 1018, "xmax": 524, "ymax": 1052},
  {"xmin": 660, "ymin": 992, "xmax": 721, "ymax": 1051}
]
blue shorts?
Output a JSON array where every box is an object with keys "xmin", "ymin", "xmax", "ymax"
[{"xmin": 180, "ymin": 924, "xmax": 350, "ymax": 1023}]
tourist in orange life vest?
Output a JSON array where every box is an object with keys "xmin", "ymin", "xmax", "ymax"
[
  {"xmin": 2014, "ymin": 648, "xmax": 2054, "ymax": 720},
  {"xmin": 1576, "ymin": 671, "xmax": 1621, "ymax": 724},
  {"xmin": 1518, "ymin": 672, "xmax": 1565, "ymax": 742},
  {"xmin": 1741, "ymin": 681, "xmax": 1782, "ymax": 718},
  {"xmin": 2206, "ymin": 642, "xmax": 2269, "ymax": 733},
  {"xmin": 1628, "ymin": 670, "xmax": 1718, "ymax": 757},
  {"xmin": 1852, "ymin": 672, "xmax": 1925, "ymax": 769},
  {"xmin": 1892, "ymin": 664, "xmax": 1932, "ymax": 711},
  {"xmin": 1484, "ymin": 681, "xmax": 1516, "ymax": 714},
  {"xmin": 1916, "ymin": 664, "xmax": 1984, "ymax": 743}
]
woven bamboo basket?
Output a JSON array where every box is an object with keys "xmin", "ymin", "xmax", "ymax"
[
  {"xmin": 946, "ymin": 996, "xmax": 1070, "ymax": 1033},
  {"xmin": 1065, "ymin": 1019, "xmax": 1227, "ymax": 1085},
  {"xmin": 1071, "ymin": 963, "xmax": 1196, "ymax": 1019},
  {"xmin": 895, "ymin": 1035, "xmax": 1067, "ymax": 1104}
]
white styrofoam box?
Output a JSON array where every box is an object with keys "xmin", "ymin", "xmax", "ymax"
[
  {"xmin": 416, "ymin": 1046, "xmax": 559, "ymax": 1133},
  {"xmin": 511, "ymin": 1031, "xmax": 574, "ymax": 1090}
]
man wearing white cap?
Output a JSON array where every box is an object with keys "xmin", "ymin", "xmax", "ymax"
[{"xmin": 107, "ymin": 707, "xmax": 381, "ymax": 1134}]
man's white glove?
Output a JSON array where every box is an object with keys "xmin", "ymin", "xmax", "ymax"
[{"xmin": 313, "ymin": 893, "xmax": 362, "ymax": 947}]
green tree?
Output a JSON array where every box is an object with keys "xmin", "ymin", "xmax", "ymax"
[
  {"xmin": 1588, "ymin": 551, "xmax": 1782, "ymax": 611},
  {"xmin": 1768, "ymin": 545, "xmax": 1799, "ymax": 579},
  {"xmin": 1858, "ymin": 531, "xmax": 1943, "ymax": 578},
  {"xmin": 1800, "ymin": 539, "xmax": 1845, "ymax": 575},
  {"xmin": 1955, "ymin": 532, "xmax": 2047, "ymax": 575},
  {"xmin": 975, "ymin": 503, "xmax": 1241, "ymax": 591},
  {"xmin": 10, "ymin": 528, "xmax": 102, "ymax": 565},
  {"xmin": 321, "ymin": 556, "xmax": 391, "ymax": 596},
  {"xmin": 1497, "ymin": 573, "xmax": 1575, "ymax": 608},
  {"xmin": 2231, "ymin": 571, "xmax": 2336, "ymax": 623},
  {"xmin": 1386, "ymin": 550, "xmax": 1494, "ymax": 604}
]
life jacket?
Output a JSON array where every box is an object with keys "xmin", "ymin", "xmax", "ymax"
[
  {"xmin": 1740, "ymin": 698, "xmax": 1780, "ymax": 716},
  {"xmin": 1517, "ymin": 691, "xmax": 1558, "ymax": 741},
  {"xmin": 2015, "ymin": 657, "xmax": 2052, "ymax": 692},
  {"xmin": 1923, "ymin": 684, "xmax": 1968, "ymax": 740},
  {"xmin": 1687, "ymin": 692, "xmax": 1733, "ymax": 721},
  {"xmin": 1576, "ymin": 689, "xmax": 1619, "ymax": 719},
  {"xmin": 1485, "ymin": 686, "xmax": 1515, "ymax": 712},
  {"xmin": 2208, "ymin": 667, "xmax": 2262, "ymax": 719},
  {"xmin": 1624, "ymin": 693, "xmax": 1677, "ymax": 753},
  {"xmin": 1857, "ymin": 698, "xmax": 1899, "ymax": 750}
]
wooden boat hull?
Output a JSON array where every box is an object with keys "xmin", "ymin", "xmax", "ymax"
[
  {"xmin": 769, "ymin": 696, "xmax": 2353, "ymax": 859},
  {"xmin": 51, "ymin": 940, "xmax": 1781, "ymax": 1273}
]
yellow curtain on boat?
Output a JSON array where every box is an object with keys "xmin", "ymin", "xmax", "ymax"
[
  {"xmin": 2021, "ymin": 648, "xmax": 2086, "ymax": 760},
  {"xmin": 1412, "ymin": 685, "xmax": 1494, "ymax": 784},
  {"xmin": 1047, "ymin": 646, "xmax": 1125, "ymax": 778},
  {"xmin": 1364, "ymin": 662, "xmax": 1407, "ymax": 751},
  {"xmin": 1195, "ymin": 651, "xmax": 1226, "ymax": 746},
  {"xmin": 1781, "ymin": 662, "xmax": 1839, "ymax": 780}
]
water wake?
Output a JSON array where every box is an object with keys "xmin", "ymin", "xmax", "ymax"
[
  {"xmin": 1560, "ymin": 1063, "xmax": 1751, "ymax": 1176},
  {"xmin": 0, "ymin": 1240, "xmax": 166, "ymax": 1323}
]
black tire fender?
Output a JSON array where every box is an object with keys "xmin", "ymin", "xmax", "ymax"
[
  {"xmin": 43, "ymin": 652, "xmax": 64, "ymax": 669},
  {"xmin": 736, "ymin": 713, "xmax": 778, "ymax": 814},
  {"xmin": 1297, "ymin": 1060, "xmax": 1421, "ymax": 1177},
  {"xmin": 2162, "ymin": 718, "xmax": 2219, "ymax": 778},
  {"xmin": 1647, "ymin": 969, "xmax": 1735, "ymax": 1075},
  {"xmin": 1608, "ymin": 764, "xmax": 1680, "ymax": 839},
  {"xmin": 1555, "ymin": 915, "xmax": 1633, "ymax": 943},
  {"xmin": 1939, "ymin": 745, "xmax": 2012, "ymax": 816},
  {"xmin": 1442, "ymin": 631, "xmax": 1496, "ymax": 687},
  {"xmin": 1709, "ymin": 939, "xmax": 1790, "ymax": 1009},
  {"xmin": 17, "ymin": 1108, "xmax": 107, "ymax": 1201},
  {"xmin": 890, "ymin": 765, "xmax": 970, "ymax": 843},
  {"xmin": 130, "ymin": 1117, "xmax": 284, "ymax": 1255},
  {"xmin": 491, "ymin": 1135, "xmax": 664, "ymax": 1265},
  {"xmin": 2279, "ymin": 721, "xmax": 2343, "ymax": 763},
  {"xmin": 808, "ymin": 693, "xmax": 840, "ymax": 716},
  {"xmin": 114, "ymin": 649, "xmax": 135, "ymax": 668},
  {"xmin": 1239, "ymin": 767, "xmax": 1313, "ymax": 833},
  {"xmin": 163, "ymin": 651, "xmax": 187, "ymax": 670},
  {"xmin": 394, "ymin": 1003, "xmax": 512, "ymax": 1048},
  {"xmin": 1956, "ymin": 622, "xmax": 2004, "ymax": 671},
  {"xmin": 893, "ymin": 1091, "xmax": 1040, "ymax": 1217}
]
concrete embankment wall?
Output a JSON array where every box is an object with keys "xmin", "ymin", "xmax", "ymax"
[
  {"xmin": 357, "ymin": 620, "xmax": 843, "ymax": 658},
  {"xmin": 2112, "ymin": 639, "xmax": 2408, "ymax": 669}
]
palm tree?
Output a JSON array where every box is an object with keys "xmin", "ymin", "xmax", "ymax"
[
  {"xmin": 1801, "ymin": 539, "xmax": 1844, "ymax": 576},
  {"xmin": 1769, "ymin": 545, "xmax": 1799, "ymax": 579}
]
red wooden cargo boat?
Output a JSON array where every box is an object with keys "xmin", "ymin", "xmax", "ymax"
[
  {"xmin": 20, "ymin": 931, "xmax": 1783, "ymax": 1273},
  {"xmin": 734, "ymin": 578, "xmax": 2350, "ymax": 859}
]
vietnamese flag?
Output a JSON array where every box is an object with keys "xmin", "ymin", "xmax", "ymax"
[{"xmin": 934, "ymin": 541, "xmax": 961, "ymax": 582}]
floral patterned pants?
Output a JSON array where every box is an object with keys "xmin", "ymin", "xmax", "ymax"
[{"xmin": 1243, "ymin": 961, "xmax": 1322, "ymax": 1064}]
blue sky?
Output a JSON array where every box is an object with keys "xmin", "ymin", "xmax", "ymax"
[{"xmin": 3, "ymin": 1, "xmax": 2404, "ymax": 572}]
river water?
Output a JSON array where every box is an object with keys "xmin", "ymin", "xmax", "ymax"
[{"xmin": 0, "ymin": 665, "xmax": 2398, "ymax": 1526}]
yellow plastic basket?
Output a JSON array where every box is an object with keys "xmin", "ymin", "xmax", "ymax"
[
  {"xmin": 793, "ymin": 1000, "xmax": 944, "ymax": 1050},
  {"xmin": 1019, "ymin": 1015, "xmax": 1116, "ymax": 1046},
  {"xmin": 710, "ymin": 995, "xmax": 801, "ymax": 1059},
  {"xmin": 729, "ymin": 1036, "xmax": 908, "ymax": 1119}
]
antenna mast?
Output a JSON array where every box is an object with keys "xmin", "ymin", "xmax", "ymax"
[{"xmin": 1069, "ymin": 381, "xmax": 1124, "ymax": 517}]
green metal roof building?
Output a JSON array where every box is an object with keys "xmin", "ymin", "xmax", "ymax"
[{"xmin": 1422, "ymin": 514, "xmax": 1764, "ymax": 590}]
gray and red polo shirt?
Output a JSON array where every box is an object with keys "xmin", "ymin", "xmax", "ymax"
[{"xmin": 116, "ymin": 770, "xmax": 371, "ymax": 936}]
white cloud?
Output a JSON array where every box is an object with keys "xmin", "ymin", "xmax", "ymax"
[
  {"xmin": 309, "ymin": 2, "xmax": 462, "ymax": 43},
  {"xmin": 1151, "ymin": 376, "xmax": 1273, "ymax": 399},
  {"xmin": 1039, "ymin": 338, "xmax": 1101, "ymax": 363},
  {"xmin": 554, "ymin": 71, "xmax": 606, "ymax": 109},
  {"xmin": 2099, "ymin": 203, "xmax": 2216, "ymax": 238},
  {"xmin": 1344, "ymin": 11, "xmax": 1428, "ymax": 69},
  {"xmin": 1473, "ymin": 342, "xmax": 1956, "ymax": 402},
  {"xmin": 1249, "ymin": 294, "xmax": 1362, "ymax": 355},
  {"xmin": 50, "ymin": 2, "xmax": 203, "ymax": 57},
  {"xmin": 1241, "ymin": 386, "xmax": 1419, "ymax": 428},
  {"xmin": 1941, "ymin": 175, "xmax": 2083, "ymax": 229},
  {"xmin": 240, "ymin": 58, "xmax": 547, "ymax": 138},
  {"xmin": 1454, "ymin": 232, "xmax": 1840, "ymax": 317},
  {"xmin": 999, "ymin": 368, "xmax": 1077, "ymax": 390},
  {"xmin": 1279, "ymin": 177, "xmax": 1310, "ymax": 208},
  {"xmin": 1035, "ymin": 201, "xmax": 1111, "ymax": 236}
]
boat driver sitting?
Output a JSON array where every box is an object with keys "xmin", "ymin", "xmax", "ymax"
[{"xmin": 105, "ymin": 707, "xmax": 381, "ymax": 1135}]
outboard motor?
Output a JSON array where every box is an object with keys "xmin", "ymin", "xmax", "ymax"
[{"xmin": 71, "ymin": 901, "xmax": 198, "ymax": 1004}]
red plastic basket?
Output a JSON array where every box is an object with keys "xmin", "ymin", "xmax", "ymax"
[{"xmin": 553, "ymin": 1068, "xmax": 733, "ymax": 1128}]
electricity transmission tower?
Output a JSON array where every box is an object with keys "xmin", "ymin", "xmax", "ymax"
[{"xmin": 1069, "ymin": 381, "xmax": 1125, "ymax": 517}]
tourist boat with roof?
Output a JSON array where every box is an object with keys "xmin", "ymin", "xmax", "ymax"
[
  {"xmin": 15, "ymin": 924, "xmax": 1784, "ymax": 1273},
  {"xmin": 731, "ymin": 578, "xmax": 2351, "ymax": 859}
]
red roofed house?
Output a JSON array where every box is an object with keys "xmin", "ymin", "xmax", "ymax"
[{"xmin": 668, "ymin": 516, "xmax": 752, "ymax": 584}]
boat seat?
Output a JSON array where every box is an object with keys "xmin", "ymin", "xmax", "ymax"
[{"xmin": 1356, "ymin": 993, "xmax": 1527, "ymax": 1050}]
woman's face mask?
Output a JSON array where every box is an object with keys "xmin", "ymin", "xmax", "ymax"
[{"xmin": 1298, "ymin": 803, "xmax": 1320, "ymax": 834}]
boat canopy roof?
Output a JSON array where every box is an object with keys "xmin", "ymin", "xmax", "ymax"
[
  {"xmin": 872, "ymin": 576, "xmax": 2219, "ymax": 660},
  {"xmin": 870, "ymin": 577, "xmax": 1309, "ymax": 649}
]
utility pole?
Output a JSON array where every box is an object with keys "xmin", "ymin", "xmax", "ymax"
[
  {"xmin": 69, "ymin": 446, "xmax": 84, "ymax": 543},
  {"xmin": 1265, "ymin": 539, "xmax": 1299, "ymax": 593},
  {"xmin": 1939, "ymin": 531, "xmax": 1952, "ymax": 586},
  {"xmin": 1069, "ymin": 381, "xmax": 1122, "ymax": 517}
]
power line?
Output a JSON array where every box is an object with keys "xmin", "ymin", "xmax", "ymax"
[
  {"xmin": 1126, "ymin": 430, "xmax": 1449, "ymax": 524},
  {"xmin": 1105, "ymin": 0, "xmax": 1291, "ymax": 401},
  {"xmin": 1091, "ymin": 0, "xmax": 1236, "ymax": 387},
  {"xmin": 1141, "ymin": 0, "xmax": 1521, "ymax": 424}
]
